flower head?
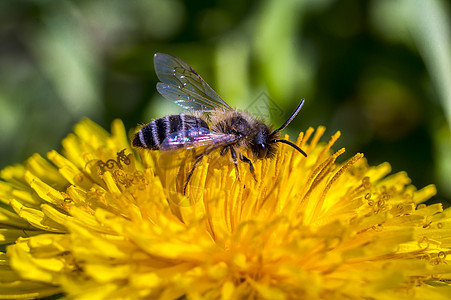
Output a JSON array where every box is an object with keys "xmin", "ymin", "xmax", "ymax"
[{"xmin": 1, "ymin": 119, "xmax": 450, "ymax": 299}]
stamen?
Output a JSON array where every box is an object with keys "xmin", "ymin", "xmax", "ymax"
[
  {"xmin": 307, "ymin": 126, "xmax": 326, "ymax": 153},
  {"xmin": 312, "ymin": 153, "xmax": 364, "ymax": 220},
  {"xmin": 316, "ymin": 131, "xmax": 341, "ymax": 165}
]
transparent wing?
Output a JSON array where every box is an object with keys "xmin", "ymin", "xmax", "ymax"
[
  {"xmin": 160, "ymin": 127, "xmax": 237, "ymax": 151},
  {"xmin": 154, "ymin": 53, "xmax": 233, "ymax": 112}
]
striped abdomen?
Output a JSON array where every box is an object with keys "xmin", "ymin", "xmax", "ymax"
[{"xmin": 133, "ymin": 114, "xmax": 209, "ymax": 150}]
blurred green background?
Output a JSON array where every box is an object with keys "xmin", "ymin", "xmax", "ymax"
[{"xmin": 0, "ymin": 0, "xmax": 450, "ymax": 207}]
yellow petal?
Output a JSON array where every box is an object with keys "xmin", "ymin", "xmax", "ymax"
[{"xmin": 9, "ymin": 200, "xmax": 66, "ymax": 232}]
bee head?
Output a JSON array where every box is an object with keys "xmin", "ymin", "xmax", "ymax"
[
  {"xmin": 252, "ymin": 99, "xmax": 308, "ymax": 159},
  {"xmin": 251, "ymin": 124, "xmax": 278, "ymax": 159}
]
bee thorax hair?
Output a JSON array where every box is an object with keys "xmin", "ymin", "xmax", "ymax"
[{"xmin": 210, "ymin": 110, "xmax": 279, "ymax": 159}]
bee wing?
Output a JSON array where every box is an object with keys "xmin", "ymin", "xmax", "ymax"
[
  {"xmin": 160, "ymin": 127, "xmax": 237, "ymax": 151},
  {"xmin": 154, "ymin": 53, "xmax": 233, "ymax": 112}
]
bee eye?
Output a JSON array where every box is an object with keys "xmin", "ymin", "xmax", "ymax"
[{"xmin": 258, "ymin": 144, "xmax": 267, "ymax": 159}]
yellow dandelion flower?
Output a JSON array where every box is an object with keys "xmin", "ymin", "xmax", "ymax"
[{"xmin": 1, "ymin": 119, "xmax": 451, "ymax": 299}]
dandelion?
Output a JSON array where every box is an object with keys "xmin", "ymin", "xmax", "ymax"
[{"xmin": 0, "ymin": 118, "xmax": 450, "ymax": 299}]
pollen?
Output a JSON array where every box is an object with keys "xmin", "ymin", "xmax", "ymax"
[{"xmin": 0, "ymin": 118, "xmax": 450, "ymax": 299}]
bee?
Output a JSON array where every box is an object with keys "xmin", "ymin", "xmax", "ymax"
[{"xmin": 133, "ymin": 53, "xmax": 307, "ymax": 193}]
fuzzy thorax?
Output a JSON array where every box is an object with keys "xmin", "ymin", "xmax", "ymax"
[{"xmin": 209, "ymin": 109, "xmax": 279, "ymax": 159}]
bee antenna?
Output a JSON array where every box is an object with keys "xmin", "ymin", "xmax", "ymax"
[
  {"xmin": 273, "ymin": 99, "xmax": 305, "ymax": 135},
  {"xmin": 272, "ymin": 139, "xmax": 307, "ymax": 157}
]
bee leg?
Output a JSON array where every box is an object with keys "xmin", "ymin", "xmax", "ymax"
[
  {"xmin": 239, "ymin": 154, "xmax": 257, "ymax": 181},
  {"xmin": 220, "ymin": 146, "xmax": 229, "ymax": 156},
  {"xmin": 229, "ymin": 146, "xmax": 240, "ymax": 181},
  {"xmin": 184, "ymin": 155, "xmax": 204, "ymax": 195},
  {"xmin": 184, "ymin": 143, "xmax": 228, "ymax": 194}
]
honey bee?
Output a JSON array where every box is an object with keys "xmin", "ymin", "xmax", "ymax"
[{"xmin": 133, "ymin": 53, "xmax": 307, "ymax": 193}]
